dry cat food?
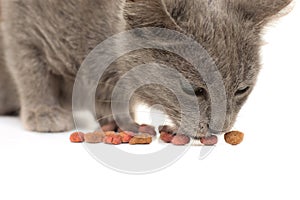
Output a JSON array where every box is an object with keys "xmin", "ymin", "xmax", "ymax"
[
  {"xmin": 84, "ymin": 132, "xmax": 105, "ymax": 143},
  {"xmin": 129, "ymin": 134, "xmax": 152, "ymax": 145},
  {"xmin": 160, "ymin": 132, "xmax": 175, "ymax": 143},
  {"xmin": 139, "ymin": 124, "xmax": 156, "ymax": 136},
  {"xmin": 200, "ymin": 135, "xmax": 218, "ymax": 145},
  {"xmin": 159, "ymin": 125, "xmax": 190, "ymax": 145},
  {"xmin": 104, "ymin": 134, "xmax": 122, "ymax": 145},
  {"xmin": 70, "ymin": 132, "xmax": 85, "ymax": 143},
  {"xmin": 159, "ymin": 125, "xmax": 190, "ymax": 146},
  {"xmin": 171, "ymin": 134, "xmax": 190, "ymax": 146},
  {"xmin": 119, "ymin": 131, "xmax": 135, "ymax": 143},
  {"xmin": 224, "ymin": 131, "xmax": 244, "ymax": 145},
  {"xmin": 158, "ymin": 125, "xmax": 176, "ymax": 143},
  {"xmin": 70, "ymin": 123, "xmax": 244, "ymax": 147}
]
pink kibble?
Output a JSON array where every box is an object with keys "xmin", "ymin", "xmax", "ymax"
[
  {"xmin": 200, "ymin": 135, "xmax": 218, "ymax": 145},
  {"xmin": 138, "ymin": 124, "xmax": 156, "ymax": 136},
  {"xmin": 171, "ymin": 134, "xmax": 190, "ymax": 145}
]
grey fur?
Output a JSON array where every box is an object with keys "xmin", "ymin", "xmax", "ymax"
[{"xmin": 0, "ymin": 0, "xmax": 291, "ymax": 135}]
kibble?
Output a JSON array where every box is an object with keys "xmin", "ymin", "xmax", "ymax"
[
  {"xmin": 139, "ymin": 124, "xmax": 156, "ymax": 136},
  {"xmin": 129, "ymin": 134, "xmax": 152, "ymax": 145},
  {"xmin": 119, "ymin": 131, "xmax": 135, "ymax": 143},
  {"xmin": 171, "ymin": 134, "xmax": 190, "ymax": 145},
  {"xmin": 70, "ymin": 122, "xmax": 245, "ymax": 148},
  {"xmin": 160, "ymin": 132, "xmax": 175, "ymax": 143},
  {"xmin": 70, "ymin": 132, "xmax": 85, "ymax": 143},
  {"xmin": 200, "ymin": 135, "xmax": 218, "ymax": 145},
  {"xmin": 224, "ymin": 131, "xmax": 244, "ymax": 145},
  {"xmin": 84, "ymin": 132, "xmax": 105, "ymax": 143},
  {"xmin": 104, "ymin": 134, "xmax": 122, "ymax": 145}
]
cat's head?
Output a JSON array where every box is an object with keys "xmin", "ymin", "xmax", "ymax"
[{"xmin": 120, "ymin": 0, "xmax": 291, "ymax": 138}]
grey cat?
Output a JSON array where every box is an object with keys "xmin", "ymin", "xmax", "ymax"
[{"xmin": 0, "ymin": 0, "xmax": 291, "ymax": 137}]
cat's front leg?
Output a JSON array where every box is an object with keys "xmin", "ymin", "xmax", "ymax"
[
  {"xmin": 4, "ymin": 46, "xmax": 74, "ymax": 132},
  {"xmin": 18, "ymin": 69, "xmax": 74, "ymax": 132}
]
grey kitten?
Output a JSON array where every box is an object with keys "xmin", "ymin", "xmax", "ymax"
[{"xmin": 0, "ymin": 0, "xmax": 291, "ymax": 137}]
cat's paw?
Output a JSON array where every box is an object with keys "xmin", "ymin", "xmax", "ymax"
[{"xmin": 22, "ymin": 105, "xmax": 74, "ymax": 132}]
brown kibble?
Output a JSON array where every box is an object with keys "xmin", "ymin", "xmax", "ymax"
[
  {"xmin": 160, "ymin": 132, "xmax": 175, "ymax": 143},
  {"xmin": 119, "ymin": 131, "xmax": 135, "ymax": 143},
  {"xmin": 200, "ymin": 135, "xmax": 218, "ymax": 146},
  {"xmin": 171, "ymin": 134, "xmax": 190, "ymax": 145},
  {"xmin": 224, "ymin": 131, "xmax": 244, "ymax": 145},
  {"xmin": 158, "ymin": 125, "xmax": 176, "ymax": 134},
  {"xmin": 129, "ymin": 134, "xmax": 152, "ymax": 145},
  {"xmin": 103, "ymin": 134, "xmax": 122, "ymax": 145},
  {"xmin": 84, "ymin": 132, "xmax": 105, "ymax": 143},
  {"xmin": 139, "ymin": 124, "xmax": 156, "ymax": 136},
  {"xmin": 70, "ymin": 132, "xmax": 85, "ymax": 143}
]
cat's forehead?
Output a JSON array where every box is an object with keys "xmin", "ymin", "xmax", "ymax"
[{"xmin": 186, "ymin": 14, "xmax": 261, "ymax": 87}]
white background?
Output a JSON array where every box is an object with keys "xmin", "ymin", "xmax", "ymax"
[{"xmin": 1, "ymin": 2, "xmax": 300, "ymax": 200}]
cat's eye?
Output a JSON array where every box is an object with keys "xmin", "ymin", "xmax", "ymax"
[
  {"xmin": 180, "ymin": 79, "xmax": 207, "ymax": 97},
  {"xmin": 194, "ymin": 87, "xmax": 206, "ymax": 97},
  {"xmin": 235, "ymin": 86, "xmax": 250, "ymax": 96},
  {"xmin": 182, "ymin": 84, "xmax": 206, "ymax": 97}
]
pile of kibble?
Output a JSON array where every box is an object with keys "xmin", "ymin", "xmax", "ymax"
[{"xmin": 70, "ymin": 123, "xmax": 244, "ymax": 146}]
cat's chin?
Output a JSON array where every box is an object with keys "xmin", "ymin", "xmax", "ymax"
[
  {"xmin": 191, "ymin": 132, "xmax": 220, "ymax": 140},
  {"xmin": 184, "ymin": 128, "xmax": 228, "ymax": 139},
  {"xmin": 208, "ymin": 127, "xmax": 232, "ymax": 135}
]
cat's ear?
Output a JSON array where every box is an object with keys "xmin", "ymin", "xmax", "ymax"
[
  {"xmin": 232, "ymin": 0, "xmax": 292, "ymax": 25},
  {"xmin": 123, "ymin": 0, "xmax": 183, "ymax": 31}
]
